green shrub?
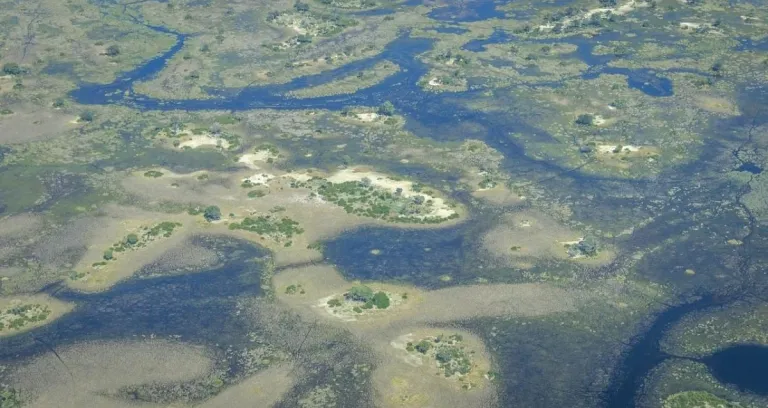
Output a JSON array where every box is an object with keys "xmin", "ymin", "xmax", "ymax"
[
  {"xmin": 372, "ymin": 291, "xmax": 390, "ymax": 309},
  {"xmin": 79, "ymin": 110, "xmax": 94, "ymax": 122},
  {"xmin": 327, "ymin": 298, "xmax": 342, "ymax": 307},
  {"xmin": 105, "ymin": 45, "xmax": 120, "ymax": 56},
  {"xmin": 346, "ymin": 285, "xmax": 374, "ymax": 302},
  {"xmin": 203, "ymin": 205, "xmax": 221, "ymax": 222},
  {"xmin": 2, "ymin": 63, "xmax": 22, "ymax": 76},
  {"xmin": 143, "ymin": 170, "xmax": 164, "ymax": 178},
  {"xmin": 126, "ymin": 234, "xmax": 139, "ymax": 245},
  {"xmin": 415, "ymin": 340, "xmax": 432, "ymax": 354},
  {"xmin": 103, "ymin": 249, "xmax": 114, "ymax": 260},
  {"xmin": 575, "ymin": 114, "xmax": 594, "ymax": 126}
]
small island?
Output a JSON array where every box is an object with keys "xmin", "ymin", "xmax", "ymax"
[
  {"xmin": 321, "ymin": 284, "xmax": 406, "ymax": 319},
  {"xmin": 392, "ymin": 331, "xmax": 490, "ymax": 391},
  {"xmin": 0, "ymin": 295, "xmax": 74, "ymax": 337},
  {"xmin": 662, "ymin": 391, "xmax": 738, "ymax": 408}
]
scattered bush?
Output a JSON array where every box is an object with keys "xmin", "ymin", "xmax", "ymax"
[
  {"xmin": 79, "ymin": 111, "xmax": 95, "ymax": 122},
  {"xmin": 203, "ymin": 205, "xmax": 221, "ymax": 222},
  {"xmin": 2, "ymin": 63, "xmax": 22, "ymax": 76},
  {"xmin": 372, "ymin": 291, "xmax": 390, "ymax": 309},
  {"xmin": 346, "ymin": 285, "xmax": 374, "ymax": 302},
  {"xmin": 575, "ymin": 114, "xmax": 594, "ymax": 126},
  {"xmin": 105, "ymin": 45, "xmax": 120, "ymax": 56}
]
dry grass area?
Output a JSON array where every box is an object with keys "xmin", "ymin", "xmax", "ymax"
[
  {"xmin": 66, "ymin": 205, "xmax": 201, "ymax": 292},
  {"xmin": 481, "ymin": 210, "xmax": 615, "ymax": 268},
  {"xmin": 199, "ymin": 364, "xmax": 296, "ymax": 408},
  {"xmin": 11, "ymin": 339, "xmax": 212, "ymax": 408},
  {"xmin": 121, "ymin": 166, "xmax": 465, "ymax": 268},
  {"xmin": 0, "ymin": 106, "xmax": 78, "ymax": 144}
]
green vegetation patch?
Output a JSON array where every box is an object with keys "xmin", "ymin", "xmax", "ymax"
[
  {"xmin": 285, "ymin": 284, "xmax": 306, "ymax": 295},
  {"xmin": 662, "ymin": 391, "xmax": 739, "ymax": 408},
  {"xmin": 292, "ymin": 178, "xmax": 459, "ymax": 224},
  {"xmin": 325, "ymin": 285, "xmax": 394, "ymax": 313},
  {"xmin": 228, "ymin": 215, "xmax": 304, "ymax": 242},
  {"xmin": 103, "ymin": 221, "xmax": 182, "ymax": 261},
  {"xmin": 0, "ymin": 303, "xmax": 51, "ymax": 332},
  {"xmin": 405, "ymin": 334, "xmax": 475, "ymax": 379},
  {"xmin": 0, "ymin": 387, "xmax": 21, "ymax": 408}
]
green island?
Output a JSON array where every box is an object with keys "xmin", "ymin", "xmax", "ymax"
[
  {"xmin": 290, "ymin": 170, "xmax": 461, "ymax": 223},
  {"xmin": 0, "ymin": 303, "xmax": 50, "ymax": 332},
  {"xmin": 404, "ymin": 333, "xmax": 480, "ymax": 389},
  {"xmin": 325, "ymin": 284, "xmax": 400, "ymax": 315},
  {"xmin": 663, "ymin": 391, "xmax": 739, "ymax": 408},
  {"xmin": 228, "ymin": 215, "xmax": 304, "ymax": 244},
  {"xmin": 102, "ymin": 221, "xmax": 183, "ymax": 262}
]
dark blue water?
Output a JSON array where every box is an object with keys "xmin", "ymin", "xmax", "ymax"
[
  {"xmin": 461, "ymin": 29, "xmax": 678, "ymax": 96},
  {"xmin": 737, "ymin": 162, "xmax": 763, "ymax": 174},
  {"xmin": 323, "ymin": 225, "xmax": 469, "ymax": 286},
  {"xmin": 0, "ymin": 236, "xmax": 266, "ymax": 360},
  {"xmin": 705, "ymin": 345, "xmax": 768, "ymax": 395},
  {"xmin": 427, "ymin": 0, "xmax": 507, "ymax": 22},
  {"xmin": 433, "ymin": 25, "xmax": 469, "ymax": 34},
  {"xmin": 736, "ymin": 37, "xmax": 768, "ymax": 51}
]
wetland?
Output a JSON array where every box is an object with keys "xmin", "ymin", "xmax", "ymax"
[{"xmin": 1, "ymin": 0, "xmax": 768, "ymax": 407}]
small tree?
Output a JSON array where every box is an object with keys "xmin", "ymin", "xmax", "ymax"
[
  {"xmin": 203, "ymin": 205, "xmax": 221, "ymax": 222},
  {"xmin": 346, "ymin": 285, "xmax": 374, "ymax": 302},
  {"xmin": 575, "ymin": 114, "xmax": 594, "ymax": 126},
  {"xmin": 80, "ymin": 111, "xmax": 95, "ymax": 122},
  {"xmin": 105, "ymin": 45, "xmax": 121, "ymax": 56},
  {"xmin": 2, "ymin": 63, "xmax": 22, "ymax": 76},
  {"xmin": 294, "ymin": 1, "xmax": 310, "ymax": 12},
  {"xmin": 377, "ymin": 101, "xmax": 395, "ymax": 116},
  {"xmin": 372, "ymin": 291, "xmax": 390, "ymax": 309},
  {"xmin": 126, "ymin": 234, "xmax": 139, "ymax": 245},
  {"xmin": 415, "ymin": 340, "xmax": 432, "ymax": 354},
  {"xmin": 103, "ymin": 249, "xmax": 114, "ymax": 260}
]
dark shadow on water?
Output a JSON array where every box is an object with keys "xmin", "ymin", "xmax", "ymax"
[
  {"xmin": 704, "ymin": 345, "xmax": 768, "ymax": 396},
  {"xmin": 0, "ymin": 236, "xmax": 267, "ymax": 362}
]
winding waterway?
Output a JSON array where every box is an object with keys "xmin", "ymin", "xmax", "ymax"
[{"xmin": 47, "ymin": 5, "xmax": 768, "ymax": 407}]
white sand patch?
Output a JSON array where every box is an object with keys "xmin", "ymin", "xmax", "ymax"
[
  {"xmin": 541, "ymin": 0, "xmax": 644, "ymax": 30},
  {"xmin": 558, "ymin": 238, "xmax": 585, "ymax": 246},
  {"xmin": 289, "ymin": 23, "xmax": 307, "ymax": 35},
  {"xmin": 238, "ymin": 151, "xmax": 278, "ymax": 169},
  {"xmin": 316, "ymin": 295, "xmax": 357, "ymax": 322},
  {"xmin": 428, "ymin": 77, "xmax": 442, "ymax": 86},
  {"xmin": 356, "ymin": 112, "xmax": 379, "ymax": 122},
  {"xmin": 282, "ymin": 172, "xmax": 314, "ymax": 182},
  {"xmin": 243, "ymin": 172, "xmax": 275, "ymax": 185},
  {"xmin": 390, "ymin": 333, "xmax": 424, "ymax": 367},
  {"xmin": 179, "ymin": 134, "xmax": 230, "ymax": 149},
  {"xmin": 327, "ymin": 168, "xmax": 457, "ymax": 219},
  {"xmin": 593, "ymin": 115, "xmax": 607, "ymax": 125},
  {"xmin": 596, "ymin": 145, "xmax": 642, "ymax": 154}
]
